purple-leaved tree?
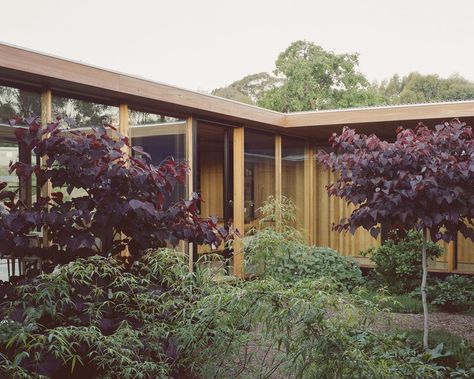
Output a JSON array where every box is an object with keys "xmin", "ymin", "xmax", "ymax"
[
  {"xmin": 0, "ymin": 117, "xmax": 226, "ymax": 268},
  {"xmin": 316, "ymin": 119, "xmax": 474, "ymax": 348}
]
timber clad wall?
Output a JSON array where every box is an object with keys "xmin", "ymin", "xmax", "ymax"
[
  {"xmin": 0, "ymin": 43, "xmax": 474, "ymax": 277},
  {"xmin": 313, "ymin": 163, "xmax": 380, "ymax": 264}
]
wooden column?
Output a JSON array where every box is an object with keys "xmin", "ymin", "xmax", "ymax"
[
  {"xmin": 233, "ymin": 127, "xmax": 245, "ymax": 278},
  {"xmin": 275, "ymin": 134, "xmax": 282, "ymax": 230},
  {"xmin": 186, "ymin": 117, "xmax": 197, "ymax": 272},
  {"xmin": 41, "ymin": 89, "xmax": 52, "ymax": 248},
  {"xmin": 119, "ymin": 104, "xmax": 130, "ymax": 256},
  {"xmin": 447, "ymin": 241, "xmax": 456, "ymax": 272},
  {"xmin": 119, "ymin": 104, "xmax": 130, "ymax": 151},
  {"xmin": 303, "ymin": 143, "xmax": 315, "ymax": 245}
]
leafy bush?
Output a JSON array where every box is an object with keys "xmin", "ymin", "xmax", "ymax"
[
  {"xmin": 427, "ymin": 275, "xmax": 474, "ymax": 312},
  {"xmin": 181, "ymin": 279, "xmax": 445, "ymax": 378},
  {"xmin": 0, "ymin": 249, "xmax": 199, "ymax": 378},
  {"xmin": 245, "ymin": 228, "xmax": 364, "ymax": 289},
  {"xmin": 1, "ymin": 250, "xmax": 465, "ymax": 378},
  {"xmin": 245, "ymin": 196, "xmax": 363, "ymax": 289},
  {"xmin": 364, "ymin": 230, "xmax": 442, "ymax": 293},
  {"xmin": 0, "ymin": 117, "xmax": 224, "ymax": 265}
]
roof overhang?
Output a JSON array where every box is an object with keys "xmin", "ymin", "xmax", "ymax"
[{"xmin": 1, "ymin": 42, "xmax": 474, "ymax": 140}]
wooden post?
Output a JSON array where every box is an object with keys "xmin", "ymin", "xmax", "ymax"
[
  {"xmin": 119, "ymin": 104, "xmax": 130, "ymax": 256},
  {"xmin": 275, "ymin": 134, "xmax": 282, "ymax": 230},
  {"xmin": 41, "ymin": 89, "xmax": 52, "ymax": 248},
  {"xmin": 303, "ymin": 143, "xmax": 315, "ymax": 245},
  {"xmin": 233, "ymin": 127, "xmax": 245, "ymax": 278},
  {"xmin": 186, "ymin": 117, "xmax": 197, "ymax": 272},
  {"xmin": 447, "ymin": 240, "xmax": 456, "ymax": 272},
  {"xmin": 119, "ymin": 104, "xmax": 130, "ymax": 151}
]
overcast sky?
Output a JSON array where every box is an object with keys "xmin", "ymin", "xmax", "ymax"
[{"xmin": 1, "ymin": 0, "xmax": 473, "ymax": 92}]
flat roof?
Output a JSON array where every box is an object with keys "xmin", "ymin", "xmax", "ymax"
[{"xmin": 1, "ymin": 42, "xmax": 473, "ymax": 139}]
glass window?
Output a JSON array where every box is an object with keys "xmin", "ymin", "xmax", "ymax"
[
  {"xmin": 0, "ymin": 85, "xmax": 41, "ymax": 124},
  {"xmin": 130, "ymin": 111, "xmax": 186, "ymax": 204},
  {"xmin": 0, "ymin": 85, "xmax": 40, "ymax": 280},
  {"xmin": 244, "ymin": 130, "xmax": 275, "ymax": 230},
  {"xmin": 282, "ymin": 136, "xmax": 306, "ymax": 231},
  {"xmin": 52, "ymin": 95, "xmax": 119, "ymax": 129}
]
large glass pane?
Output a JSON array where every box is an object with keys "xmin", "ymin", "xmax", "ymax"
[
  {"xmin": 0, "ymin": 85, "xmax": 40, "ymax": 280},
  {"xmin": 281, "ymin": 136, "xmax": 305, "ymax": 232},
  {"xmin": 52, "ymin": 95, "xmax": 119, "ymax": 129},
  {"xmin": 197, "ymin": 122, "xmax": 225, "ymax": 220},
  {"xmin": 130, "ymin": 111, "xmax": 186, "ymax": 204},
  {"xmin": 0, "ymin": 85, "xmax": 40, "ymax": 124},
  {"xmin": 244, "ymin": 130, "xmax": 275, "ymax": 231}
]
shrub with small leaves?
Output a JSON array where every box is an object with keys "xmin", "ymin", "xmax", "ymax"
[
  {"xmin": 245, "ymin": 228, "xmax": 364, "ymax": 290},
  {"xmin": 364, "ymin": 230, "xmax": 442, "ymax": 294},
  {"xmin": 428, "ymin": 275, "xmax": 474, "ymax": 311}
]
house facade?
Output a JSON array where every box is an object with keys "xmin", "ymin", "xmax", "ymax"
[{"xmin": 0, "ymin": 43, "xmax": 473, "ymax": 277}]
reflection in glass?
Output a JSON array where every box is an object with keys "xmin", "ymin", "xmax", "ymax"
[
  {"xmin": 198, "ymin": 123, "xmax": 224, "ymax": 219},
  {"xmin": 244, "ymin": 130, "xmax": 275, "ymax": 230},
  {"xmin": 52, "ymin": 95, "xmax": 119, "ymax": 129},
  {"xmin": 282, "ymin": 137, "xmax": 305, "ymax": 231},
  {"xmin": 0, "ymin": 85, "xmax": 40, "ymax": 124},
  {"xmin": 130, "ymin": 111, "xmax": 186, "ymax": 204}
]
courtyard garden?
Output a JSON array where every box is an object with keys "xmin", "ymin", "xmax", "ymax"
[{"xmin": 0, "ymin": 117, "xmax": 473, "ymax": 378}]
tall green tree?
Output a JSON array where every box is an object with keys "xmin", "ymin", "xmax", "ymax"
[
  {"xmin": 258, "ymin": 40, "xmax": 381, "ymax": 112},
  {"xmin": 212, "ymin": 40, "xmax": 474, "ymax": 111}
]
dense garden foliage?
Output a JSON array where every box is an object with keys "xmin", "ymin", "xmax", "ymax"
[
  {"xmin": 2, "ymin": 248, "xmax": 471, "ymax": 378},
  {"xmin": 0, "ymin": 119, "xmax": 473, "ymax": 377},
  {"xmin": 0, "ymin": 117, "xmax": 225, "ymax": 266}
]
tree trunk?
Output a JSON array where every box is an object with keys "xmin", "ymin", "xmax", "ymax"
[{"xmin": 421, "ymin": 227, "xmax": 429, "ymax": 349}]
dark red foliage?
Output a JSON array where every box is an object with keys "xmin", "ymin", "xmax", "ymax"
[
  {"xmin": 0, "ymin": 117, "xmax": 227, "ymax": 263},
  {"xmin": 316, "ymin": 119, "xmax": 474, "ymax": 243}
]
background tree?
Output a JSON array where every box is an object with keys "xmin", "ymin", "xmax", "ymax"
[
  {"xmin": 258, "ymin": 40, "xmax": 381, "ymax": 112},
  {"xmin": 212, "ymin": 41, "xmax": 474, "ymax": 111},
  {"xmin": 316, "ymin": 119, "xmax": 474, "ymax": 348},
  {"xmin": 212, "ymin": 72, "xmax": 282, "ymax": 105},
  {"xmin": 378, "ymin": 73, "xmax": 474, "ymax": 105},
  {"xmin": 0, "ymin": 117, "xmax": 225, "ymax": 266}
]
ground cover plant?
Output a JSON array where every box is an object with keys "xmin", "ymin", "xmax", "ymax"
[{"xmin": 317, "ymin": 119, "xmax": 474, "ymax": 348}]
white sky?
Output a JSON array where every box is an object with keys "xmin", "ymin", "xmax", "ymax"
[{"xmin": 1, "ymin": 0, "xmax": 474, "ymax": 92}]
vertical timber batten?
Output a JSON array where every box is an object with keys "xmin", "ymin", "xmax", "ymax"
[
  {"xmin": 275, "ymin": 135, "xmax": 282, "ymax": 230},
  {"xmin": 119, "ymin": 104, "xmax": 130, "ymax": 151},
  {"xmin": 186, "ymin": 117, "xmax": 197, "ymax": 272},
  {"xmin": 447, "ymin": 241, "xmax": 456, "ymax": 272},
  {"xmin": 119, "ymin": 104, "xmax": 130, "ymax": 256},
  {"xmin": 41, "ymin": 89, "xmax": 52, "ymax": 248},
  {"xmin": 304, "ymin": 143, "xmax": 315, "ymax": 245},
  {"xmin": 233, "ymin": 127, "xmax": 245, "ymax": 278}
]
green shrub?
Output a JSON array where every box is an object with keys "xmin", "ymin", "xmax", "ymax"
[
  {"xmin": 364, "ymin": 230, "xmax": 442, "ymax": 294},
  {"xmin": 0, "ymin": 249, "xmax": 197, "ymax": 378},
  {"xmin": 180, "ymin": 279, "xmax": 445, "ymax": 378},
  {"xmin": 428, "ymin": 275, "xmax": 474, "ymax": 312},
  {"xmin": 0, "ymin": 250, "xmax": 465, "ymax": 378},
  {"xmin": 245, "ymin": 228, "xmax": 364, "ymax": 289}
]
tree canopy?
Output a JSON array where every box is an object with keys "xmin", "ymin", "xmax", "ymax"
[{"xmin": 212, "ymin": 40, "xmax": 474, "ymax": 111}]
